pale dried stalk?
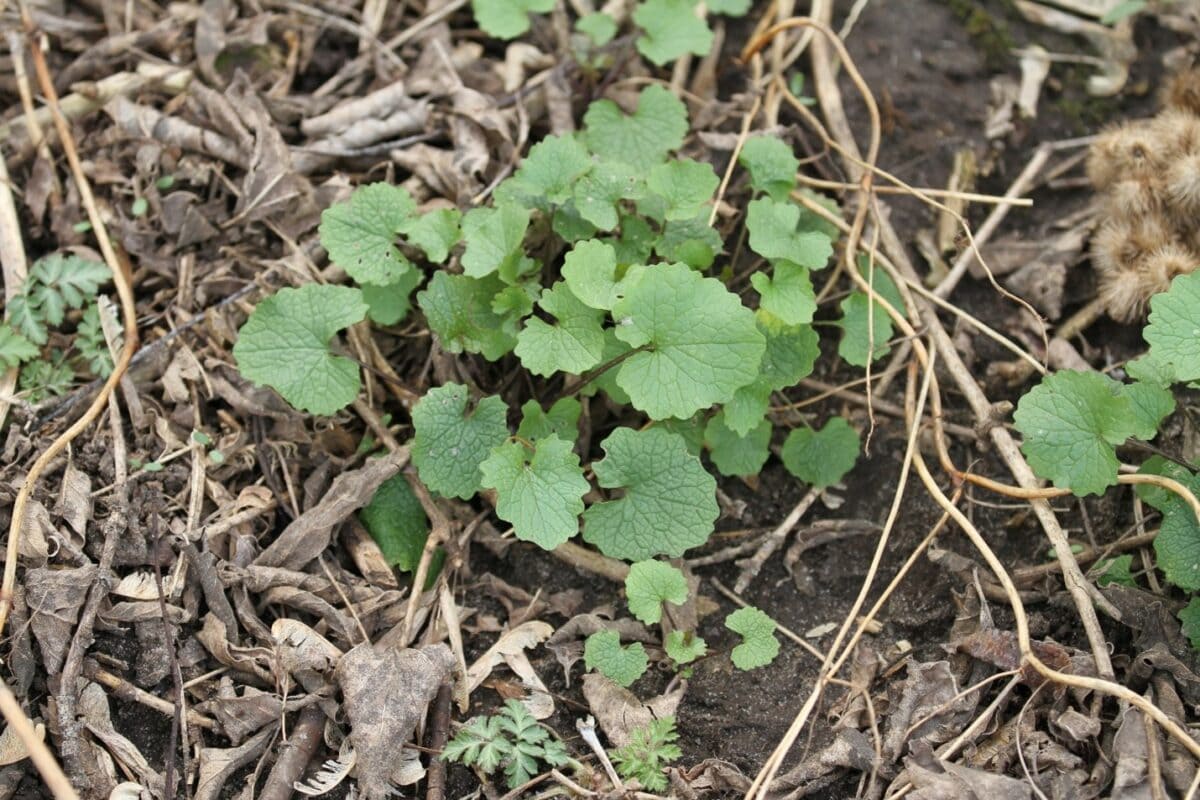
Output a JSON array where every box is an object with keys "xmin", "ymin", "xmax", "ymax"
[{"xmin": 0, "ymin": 12, "xmax": 141, "ymax": 638}]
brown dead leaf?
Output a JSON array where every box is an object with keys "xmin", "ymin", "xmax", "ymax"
[
  {"xmin": 27, "ymin": 565, "xmax": 96, "ymax": 674},
  {"xmin": 194, "ymin": 726, "xmax": 274, "ymax": 800},
  {"xmin": 465, "ymin": 620, "xmax": 553, "ymax": 693},
  {"xmin": 198, "ymin": 680, "xmax": 313, "ymax": 745},
  {"xmin": 54, "ymin": 462, "xmax": 92, "ymax": 538},
  {"xmin": 883, "ymin": 661, "xmax": 978, "ymax": 760},
  {"xmin": 581, "ymin": 672, "xmax": 684, "ymax": 748},
  {"xmin": 335, "ymin": 642, "xmax": 455, "ymax": 800},
  {"xmin": 254, "ymin": 447, "xmax": 409, "ymax": 570}
]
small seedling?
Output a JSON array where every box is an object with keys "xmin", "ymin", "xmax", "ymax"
[
  {"xmin": 441, "ymin": 700, "xmax": 573, "ymax": 789},
  {"xmin": 611, "ymin": 716, "xmax": 682, "ymax": 791}
]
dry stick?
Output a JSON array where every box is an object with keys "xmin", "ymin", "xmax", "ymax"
[
  {"xmin": 0, "ymin": 13, "xmax": 141, "ymax": 638},
  {"xmin": 82, "ymin": 662, "xmax": 217, "ymax": 729},
  {"xmin": 0, "ymin": 678, "xmax": 77, "ymax": 800},
  {"xmin": 257, "ymin": 705, "xmax": 326, "ymax": 800},
  {"xmin": 733, "ymin": 487, "xmax": 820, "ymax": 593},
  {"xmin": 796, "ymin": 174, "xmax": 1034, "ymax": 205},
  {"xmin": 710, "ymin": 94, "xmax": 763, "ymax": 227},
  {"xmin": 424, "ymin": 683, "xmax": 452, "ymax": 800},
  {"xmin": 399, "ymin": 473, "xmax": 451, "ymax": 645}
]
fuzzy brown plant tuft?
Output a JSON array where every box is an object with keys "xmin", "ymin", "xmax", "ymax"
[{"xmin": 1086, "ymin": 69, "xmax": 1200, "ymax": 321}]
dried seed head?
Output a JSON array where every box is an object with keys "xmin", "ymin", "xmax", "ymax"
[
  {"xmin": 1150, "ymin": 109, "xmax": 1200, "ymax": 157},
  {"xmin": 1105, "ymin": 177, "xmax": 1162, "ymax": 218},
  {"xmin": 1091, "ymin": 213, "xmax": 1171, "ymax": 279},
  {"xmin": 1162, "ymin": 67, "xmax": 1200, "ymax": 117},
  {"xmin": 1167, "ymin": 151, "xmax": 1200, "ymax": 218},
  {"xmin": 1087, "ymin": 122, "xmax": 1160, "ymax": 189},
  {"xmin": 1099, "ymin": 242, "xmax": 1197, "ymax": 322}
]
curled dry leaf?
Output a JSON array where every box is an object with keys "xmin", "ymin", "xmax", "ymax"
[
  {"xmin": 883, "ymin": 661, "xmax": 979, "ymax": 761},
  {"xmin": 78, "ymin": 681, "xmax": 165, "ymax": 797},
  {"xmin": 503, "ymin": 651, "xmax": 554, "ymax": 720},
  {"xmin": 108, "ymin": 783, "xmax": 143, "ymax": 800},
  {"xmin": 198, "ymin": 681, "xmax": 308, "ymax": 746},
  {"xmin": 335, "ymin": 643, "xmax": 455, "ymax": 800},
  {"xmin": 254, "ymin": 447, "xmax": 410, "ymax": 571},
  {"xmin": 272, "ymin": 618, "xmax": 343, "ymax": 674},
  {"xmin": 0, "ymin": 716, "xmax": 44, "ymax": 766},
  {"xmin": 294, "ymin": 741, "xmax": 355, "ymax": 797},
  {"xmin": 465, "ymin": 620, "xmax": 554, "ymax": 693},
  {"xmin": 27, "ymin": 564, "xmax": 96, "ymax": 674},
  {"xmin": 581, "ymin": 672, "xmax": 684, "ymax": 748},
  {"xmin": 111, "ymin": 572, "xmax": 161, "ymax": 601},
  {"xmin": 195, "ymin": 726, "xmax": 274, "ymax": 800},
  {"xmin": 196, "ymin": 613, "xmax": 274, "ymax": 683},
  {"xmin": 54, "ymin": 462, "xmax": 92, "ymax": 539},
  {"xmin": 905, "ymin": 740, "xmax": 1032, "ymax": 800}
]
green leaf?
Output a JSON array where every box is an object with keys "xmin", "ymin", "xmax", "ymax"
[
  {"xmin": 1159, "ymin": 505, "xmax": 1200, "ymax": 591},
  {"xmin": 418, "ymin": 272, "xmax": 520, "ymax": 360},
  {"xmin": 480, "ymin": 435, "xmax": 588, "ymax": 550},
  {"xmin": 1100, "ymin": 0, "xmax": 1145, "ymax": 24},
  {"xmin": 1119, "ymin": 380, "xmax": 1175, "ymax": 441},
  {"xmin": 0, "ymin": 324, "xmax": 38, "ymax": 370},
  {"xmin": 645, "ymin": 159, "xmax": 718, "ymax": 221},
  {"xmin": 1012, "ymin": 370, "xmax": 1139, "ymax": 496},
  {"xmin": 613, "ymin": 263, "xmax": 765, "ymax": 420},
  {"xmin": 654, "ymin": 216, "xmax": 722, "ymax": 269},
  {"xmin": 472, "ymin": 0, "xmax": 554, "ymax": 38},
  {"xmin": 584, "ymin": 630, "xmax": 648, "ymax": 687},
  {"xmin": 584, "ymin": 85, "xmax": 689, "ymax": 172},
  {"xmin": 625, "ymin": 560, "xmax": 689, "ymax": 624},
  {"xmin": 361, "ymin": 269, "xmax": 423, "ymax": 326},
  {"xmin": 497, "ymin": 135, "xmax": 593, "ymax": 209},
  {"xmin": 359, "ymin": 474, "xmax": 428, "ymax": 571},
  {"xmin": 633, "ymin": 0, "xmax": 713, "ymax": 66},
  {"xmin": 725, "ymin": 315, "xmax": 819, "ymax": 436},
  {"xmin": 781, "ymin": 417, "xmax": 860, "ymax": 488},
  {"xmin": 1126, "ymin": 352, "xmax": 1175, "ymax": 387},
  {"xmin": 7, "ymin": 295, "xmax": 44, "ymax": 345},
  {"xmin": 745, "ymin": 198, "xmax": 833, "ymax": 269},
  {"xmin": 751, "ymin": 261, "xmax": 815, "ymax": 326},
  {"xmin": 708, "ymin": 0, "xmax": 750, "ymax": 13},
  {"xmin": 411, "ymin": 384, "xmax": 510, "ymax": 500},
  {"xmin": 574, "ymin": 162, "xmax": 643, "ymax": 231},
  {"xmin": 1094, "ymin": 555, "xmax": 1136, "ymax": 588},
  {"xmin": 75, "ymin": 304, "xmax": 113, "ymax": 377},
  {"xmin": 738, "ymin": 136, "xmax": 798, "ymax": 201},
  {"xmin": 461, "ymin": 204, "xmax": 531, "ymax": 280},
  {"xmin": 27, "ymin": 253, "xmax": 112, "ymax": 317},
  {"xmin": 664, "ymin": 630, "xmax": 707, "ymax": 664},
  {"xmin": 319, "ymin": 183, "xmax": 416, "ymax": 286},
  {"xmin": 577, "ymin": 12, "xmax": 617, "ymax": 45},
  {"xmin": 837, "ymin": 289, "xmax": 895, "ymax": 367},
  {"xmin": 1135, "ymin": 457, "xmax": 1196, "ymax": 512},
  {"xmin": 705, "ymin": 411, "xmax": 771, "ymax": 477},
  {"xmin": 19, "ymin": 351, "xmax": 73, "ymax": 402},
  {"xmin": 233, "ymin": 284, "xmax": 368, "ymax": 415},
  {"xmin": 442, "ymin": 715, "xmax": 506, "ymax": 773},
  {"xmin": 583, "ymin": 427, "xmax": 718, "ymax": 560},
  {"xmin": 609, "ymin": 215, "xmax": 657, "ymax": 265},
  {"xmin": 580, "ymin": 329, "xmax": 633, "ymax": 404},
  {"xmin": 1145, "ymin": 271, "xmax": 1200, "ymax": 383},
  {"xmin": 562, "ymin": 240, "xmax": 628, "ymax": 311},
  {"xmin": 725, "ymin": 606, "xmax": 780, "ymax": 670},
  {"xmin": 517, "ymin": 397, "xmax": 582, "ymax": 443},
  {"xmin": 611, "ymin": 717, "xmax": 681, "ymax": 792},
  {"xmin": 398, "ymin": 208, "xmax": 462, "ymax": 263},
  {"xmin": 1179, "ymin": 597, "xmax": 1200, "ymax": 651},
  {"xmin": 515, "ymin": 282, "xmax": 606, "ymax": 376},
  {"xmin": 654, "ymin": 417, "xmax": 704, "ymax": 459}
]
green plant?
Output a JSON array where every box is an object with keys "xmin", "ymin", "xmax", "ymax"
[
  {"xmin": 611, "ymin": 716, "xmax": 682, "ymax": 791},
  {"xmin": 0, "ymin": 252, "xmax": 114, "ymax": 400},
  {"xmin": 1013, "ymin": 272, "xmax": 1200, "ymax": 616},
  {"xmin": 441, "ymin": 700, "xmax": 572, "ymax": 788},
  {"xmin": 472, "ymin": 1, "xmax": 751, "ymax": 68},
  {"xmin": 235, "ymin": 85, "xmax": 898, "ymax": 679}
]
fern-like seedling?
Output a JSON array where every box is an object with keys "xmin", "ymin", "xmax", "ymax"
[
  {"xmin": 442, "ymin": 700, "xmax": 572, "ymax": 789},
  {"xmin": 611, "ymin": 716, "xmax": 682, "ymax": 792}
]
